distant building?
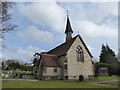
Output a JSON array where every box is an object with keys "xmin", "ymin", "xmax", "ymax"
[{"xmin": 33, "ymin": 15, "xmax": 94, "ymax": 80}]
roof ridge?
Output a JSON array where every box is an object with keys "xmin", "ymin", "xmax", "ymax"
[
  {"xmin": 41, "ymin": 53, "xmax": 57, "ymax": 56},
  {"xmin": 77, "ymin": 34, "xmax": 93, "ymax": 58},
  {"xmin": 47, "ymin": 35, "xmax": 78, "ymax": 56}
]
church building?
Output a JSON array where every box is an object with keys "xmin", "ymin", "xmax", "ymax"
[{"xmin": 33, "ymin": 14, "xmax": 95, "ymax": 80}]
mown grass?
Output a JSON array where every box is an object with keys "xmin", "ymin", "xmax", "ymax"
[
  {"xmin": 23, "ymin": 75, "xmax": 35, "ymax": 79},
  {"xmin": 2, "ymin": 80, "xmax": 118, "ymax": 88},
  {"xmin": 99, "ymin": 81, "xmax": 119, "ymax": 86},
  {"xmin": 84, "ymin": 76, "xmax": 119, "ymax": 82},
  {"xmin": 2, "ymin": 76, "xmax": 119, "ymax": 88}
]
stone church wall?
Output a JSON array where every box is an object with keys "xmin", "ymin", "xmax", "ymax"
[
  {"xmin": 67, "ymin": 36, "xmax": 94, "ymax": 79},
  {"xmin": 58, "ymin": 55, "xmax": 66, "ymax": 78},
  {"xmin": 44, "ymin": 67, "xmax": 61, "ymax": 77}
]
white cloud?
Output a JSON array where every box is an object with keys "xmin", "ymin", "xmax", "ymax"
[
  {"xmin": 18, "ymin": 2, "xmax": 66, "ymax": 32},
  {"xmin": 74, "ymin": 20, "xmax": 118, "ymax": 40},
  {"xmin": 0, "ymin": 38, "xmax": 3, "ymax": 60},
  {"xmin": 91, "ymin": 0, "xmax": 119, "ymax": 2},
  {"xmin": 0, "ymin": 54, "xmax": 2, "ymax": 60},
  {"xmin": 98, "ymin": 2, "xmax": 118, "ymax": 16},
  {"xmin": 9, "ymin": 0, "xmax": 119, "ymax": 2},
  {"xmin": 87, "ymin": 45, "xmax": 96, "ymax": 53},
  {"xmin": 0, "ymin": 39, "xmax": 2, "ymax": 51},
  {"xmin": 16, "ymin": 45, "xmax": 41, "ymax": 59},
  {"xmin": 3, "ymin": 45, "xmax": 42, "ymax": 62},
  {"xmin": 18, "ymin": 25, "xmax": 54, "ymax": 44},
  {"xmin": 79, "ymin": 2, "xmax": 118, "ymax": 23},
  {"xmin": 87, "ymin": 45, "xmax": 93, "ymax": 53}
]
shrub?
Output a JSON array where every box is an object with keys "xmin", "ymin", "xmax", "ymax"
[{"xmin": 94, "ymin": 62, "xmax": 118, "ymax": 75}]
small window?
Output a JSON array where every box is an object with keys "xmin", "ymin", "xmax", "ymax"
[
  {"xmin": 54, "ymin": 68, "xmax": 57, "ymax": 72},
  {"xmin": 64, "ymin": 64, "xmax": 67, "ymax": 69}
]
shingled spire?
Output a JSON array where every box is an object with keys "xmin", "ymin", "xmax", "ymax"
[{"xmin": 65, "ymin": 11, "xmax": 73, "ymax": 42}]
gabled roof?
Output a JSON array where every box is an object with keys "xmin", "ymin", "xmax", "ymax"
[
  {"xmin": 47, "ymin": 35, "xmax": 78, "ymax": 56},
  {"xmin": 41, "ymin": 54, "xmax": 60, "ymax": 67},
  {"xmin": 47, "ymin": 34, "xmax": 93, "ymax": 58},
  {"xmin": 77, "ymin": 34, "xmax": 93, "ymax": 58}
]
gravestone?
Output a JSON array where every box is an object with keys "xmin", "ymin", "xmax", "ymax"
[
  {"xmin": 5, "ymin": 74, "xmax": 9, "ymax": 78},
  {"xmin": 98, "ymin": 68, "xmax": 109, "ymax": 76}
]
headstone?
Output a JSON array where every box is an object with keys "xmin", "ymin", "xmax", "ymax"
[
  {"xmin": 12, "ymin": 74, "xmax": 16, "ymax": 78},
  {"xmin": 10, "ymin": 70, "xmax": 12, "ymax": 75},
  {"xmin": 5, "ymin": 74, "xmax": 9, "ymax": 78},
  {"xmin": 2, "ymin": 73, "xmax": 5, "ymax": 77},
  {"xmin": 19, "ymin": 74, "xmax": 23, "ymax": 78},
  {"xmin": 98, "ymin": 68, "xmax": 109, "ymax": 76}
]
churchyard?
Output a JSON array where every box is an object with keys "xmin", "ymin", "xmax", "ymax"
[
  {"xmin": 1, "ymin": 70, "xmax": 32, "ymax": 79},
  {"xmin": 1, "ymin": 66, "xmax": 119, "ymax": 88}
]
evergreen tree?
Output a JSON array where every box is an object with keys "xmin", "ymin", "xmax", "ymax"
[
  {"xmin": 99, "ymin": 44, "xmax": 117, "ymax": 64},
  {"xmin": 99, "ymin": 44, "xmax": 118, "ymax": 75},
  {"xmin": 99, "ymin": 44, "xmax": 106, "ymax": 63}
]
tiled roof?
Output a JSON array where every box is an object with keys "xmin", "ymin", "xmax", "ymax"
[
  {"xmin": 77, "ymin": 34, "xmax": 93, "ymax": 58},
  {"xmin": 47, "ymin": 35, "xmax": 78, "ymax": 56},
  {"xmin": 41, "ymin": 54, "xmax": 60, "ymax": 67},
  {"xmin": 36, "ymin": 34, "xmax": 93, "ymax": 68},
  {"xmin": 47, "ymin": 34, "xmax": 93, "ymax": 58}
]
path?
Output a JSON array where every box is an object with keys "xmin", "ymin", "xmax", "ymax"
[{"xmin": 86, "ymin": 79, "xmax": 119, "ymax": 87}]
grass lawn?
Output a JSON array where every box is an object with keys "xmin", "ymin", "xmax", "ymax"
[
  {"xmin": 84, "ymin": 76, "xmax": 119, "ymax": 82},
  {"xmin": 2, "ymin": 76, "xmax": 119, "ymax": 88},
  {"xmin": 99, "ymin": 81, "xmax": 119, "ymax": 86},
  {"xmin": 2, "ymin": 80, "xmax": 118, "ymax": 88},
  {"xmin": 23, "ymin": 75, "xmax": 35, "ymax": 79}
]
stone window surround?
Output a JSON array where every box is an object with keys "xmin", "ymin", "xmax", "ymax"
[{"xmin": 76, "ymin": 45, "xmax": 84, "ymax": 62}]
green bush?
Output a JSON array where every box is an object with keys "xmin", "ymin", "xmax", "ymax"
[
  {"xmin": 94, "ymin": 62, "xmax": 118, "ymax": 75},
  {"xmin": 20, "ymin": 65, "xmax": 33, "ymax": 71}
]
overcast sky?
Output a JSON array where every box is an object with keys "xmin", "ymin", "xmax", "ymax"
[{"xmin": 1, "ymin": 0, "xmax": 118, "ymax": 63}]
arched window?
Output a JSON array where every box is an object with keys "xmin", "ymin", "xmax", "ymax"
[{"xmin": 76, "ymin": 45, "xmax": 84, "ymax": 62}]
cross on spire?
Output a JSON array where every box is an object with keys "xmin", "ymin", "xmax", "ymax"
[
  {"xmin": 67, "ymin": 11, "xmax": 69, "ymax": 18},
  {"xmin": 65, "ymin": 11, "xmax": 73, "ymax": 42},
  {"xmin": 65, "ymin": 11, "xmax": 73, "ymax": 34}
]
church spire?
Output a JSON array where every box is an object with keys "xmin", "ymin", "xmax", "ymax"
[{"xmin": 65, "ymin": 11, "xmax": 73, "ymax": 42}]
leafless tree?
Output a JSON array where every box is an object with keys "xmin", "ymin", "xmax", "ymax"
[{"xmin": 0, "ymin": 1, "xmax": 17, "ymax": 46}]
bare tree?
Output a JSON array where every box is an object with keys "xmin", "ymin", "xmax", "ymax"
[{"xmin": 0, "ymin": 1, "xmax": 17, "ymax": 45}]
